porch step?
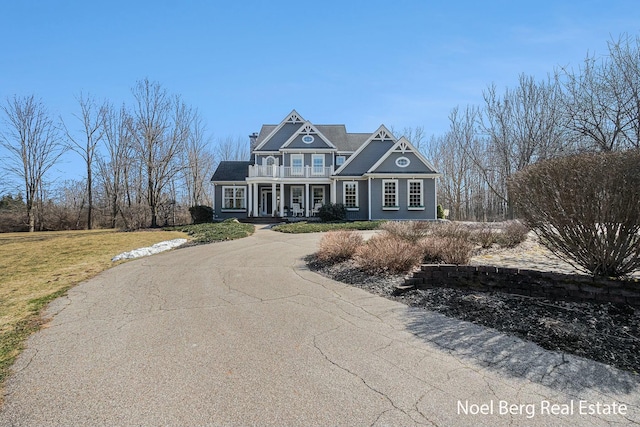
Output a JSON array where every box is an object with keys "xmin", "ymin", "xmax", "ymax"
[{"xmin": 238, "ymin": 217, "xmax": 286, "ymax": 224}]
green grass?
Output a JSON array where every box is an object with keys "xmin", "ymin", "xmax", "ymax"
[
  {"xmin": 169, "ymin": 220, "xmax": 255, "ymax": 243},
  {"xmin": 272, "ymin": 220, "xmax": 384, "ymax": 233}
]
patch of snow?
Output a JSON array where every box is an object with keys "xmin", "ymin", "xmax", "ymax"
[{"xmin": 111, "ymin": 239, "xmax": 188, "ymax": 262}]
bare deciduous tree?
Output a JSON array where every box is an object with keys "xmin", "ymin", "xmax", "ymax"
[
  {"xmin": 215, "ymin": 135, "xmax": 248, "ymax": 161},
  {"xmin": 182, "ymin": 111, "xmax": 215, "ymax": 207},
  {"xmin": 62, "ymin": 93, "xmax": 107, "ymax": 229},
  {"xmin": 129, "ymin": 78, "xmax": 193, "ymax": 227},
  {"xmin": 0, "ymin": 95, "xmax": 65, "ymax": 231},
  {"xmin": 99, "ymin": 103, "xmax": 133, "ymax": 228}
]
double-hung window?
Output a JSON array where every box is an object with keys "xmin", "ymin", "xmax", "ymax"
[
  {"xmin": 312, "ymin": 154, "xmax": 324, "ymax": 176},
  {"xmin": 291, "ymin": 186, "xmax": 303, "ymax": 207},
  {"xmin": 222, "ymin": 186, "xmax": 246, "ymax": 210},
  {"xmin": 291, "ymin": 154, "xmax": 303, "ymax": 176},
  {"xmin": 382, "ymin": 180, "xmax": 398, "ymax": 210},
  {"xmin": 343, "ymin": 182, "xmax": 358, "ymax": 209},
  {"xmin": 408, "ymin": 180, "xmax": 424, "ymax": 209}
]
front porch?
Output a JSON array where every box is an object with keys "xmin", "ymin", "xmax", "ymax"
[{"xmin": 245, "ymin": 181, "xmax": 334, "ymax": 218}]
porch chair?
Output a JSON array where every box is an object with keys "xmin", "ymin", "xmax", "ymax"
[
  {"xmin": 312, "ymin": 203, "xmax": 322, "ymax": 216},
  {"xmin": 292, "ymin": 203, "xmax": 303, "ymax": 217}
]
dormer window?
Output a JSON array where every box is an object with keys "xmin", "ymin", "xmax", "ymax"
[{"xmin": 302, "ymin": 135, "xmax": 314, "ymax": 144}]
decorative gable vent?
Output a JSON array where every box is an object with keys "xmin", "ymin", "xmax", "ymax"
[
  {"xmin": 301, "ymin": 123, "xmax": 316, "ymax": 134},
  {"xmin": 395, "ymin": 140, "xmax": 411, "ymax": 154},
  {"xmin": 372, "ymin": 128, "xmax": 393, "ymax": 141},
  {"xmin": 285, "ymin": 112, "xmax": 304, "ymax": 124}
]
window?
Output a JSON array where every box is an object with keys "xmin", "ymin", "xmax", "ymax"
[
  {"xmin": 408, "ymin": 180, "xmax": 424, "ymax": 209},
  {"xmin": 263, "ymin": 156, "xmax": 277, "ymax": 175},
  {"xmin": 382, "ymin": 180, "xmax": 398, "ymax": 209},
  {"xmin": 291, "ymin": 154, "xmax": 303, "ymax": 176},
  {"xmin": 222, "ymin": 186, "xmax": 246, "ymax": 210},
  {"xmin": 312, "ymin": 154, "xmax": 324, "ymax": 175},
  {"xmin": 343, "ymin": 182, "xmax": 358, "ymax": 209},
  {"xmin": 396, "ymin": 156, "xmax": 410, "ymax": 168},
  {"xmin": 312, "ymin": 186, "xmax": 325, "ymax": 206},
  {"xmin": 291, "ymin": 186, "xmax": 303, "ymax": 207},
  {"xmin": 302, "ymin": 135, "xmax": 314, "ymax": 144},
  {"xmin": 336, "ymin": 155, "xmax": 346, "ymax": 166}
]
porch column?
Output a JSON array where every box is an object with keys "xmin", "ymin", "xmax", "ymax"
[
  {"xmin": 253, "ymin": 183, "xmax": 259, "ymax": 217},
  {"xmin": 368, "ymin": 177, "xmax": 372, "ymax": 220},
  {"xmin": 331, "ymin": 180, "xmax": 337, "ymax": 204},
  {"xmin": 305, "ymin": 183, "xmax": 310, "ymax": 217},
  {"xmin": 279, "ymin": 182, "xmax": 284, "ymax": 217},
  {"xmin": 247, "ymin": 183, "xmax": 252, "ymax": 217},
  {"xmin": 271, "ymin": 183, "xmax": 277, "ymax": 217}
]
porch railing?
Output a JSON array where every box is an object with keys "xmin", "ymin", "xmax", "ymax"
[{"xmin": 248, "ymin": 165, "xmax": 333, "ymax": 178}]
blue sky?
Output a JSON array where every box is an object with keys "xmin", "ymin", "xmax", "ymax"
[{"xmin": 1, "ymin": 0, "xmax": 639, "ymax": 182}]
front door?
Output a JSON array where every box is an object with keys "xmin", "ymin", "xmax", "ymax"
[
  {"xmin": 260, "ymin": 189, "xmax": 281, "ymax": 216},
  {"xmin": 261, "ymin": 190, "xmax": 272, "ymax": 216}
]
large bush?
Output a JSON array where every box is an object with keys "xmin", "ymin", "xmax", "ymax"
[
  {"xmin": 189, "ymin": 205, "xmax": 213, "ymax": 224},
  {"xmin": 354, "ymin": 234, "xmax": 424, "ymax": 274},
  {"xmin": 317, "ymin": 203, "xmax": 346, "ymax": 222},
  {"xmin": 509, "ymin": 150, "xmax": 640, "ymax": 277},
  {"xmin": 316, "ymin": 230, "xmax": 364, "ymax": 263}
]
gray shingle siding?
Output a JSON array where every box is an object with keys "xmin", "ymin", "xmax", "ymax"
[
  {"xmin": 372, "ymin": 152, "xmax": 436, "ymax": 174},
  {"xmin": 255, "ymin": 123, "xmax": 299, "ymax": 151},
  {"xmin": 337, "ymin": 140, "xmax": 394, "ymax": 176}
]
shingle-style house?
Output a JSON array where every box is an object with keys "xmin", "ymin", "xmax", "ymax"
[{"xmin": 210, "ymin": 110, "xmax": 441, "ymax": 220}]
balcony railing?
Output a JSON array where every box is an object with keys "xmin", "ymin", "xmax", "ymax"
[{"xmin": 248, "ymin": 165, "xmax": 333, "ymax": 178}]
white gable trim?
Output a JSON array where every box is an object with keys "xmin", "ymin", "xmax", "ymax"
[
  {"xmin": 367, "ymin": 136, "xmax": 439, "ymax": 174},
  {"xmin": 253, "ymin": 109, "xmax": 305, "ymax": 151},
  {"xmin": 333, "ymin": 124, "xmax": 396, "ymax": 175},
  {"xmin": 280, "ymin": 121, "xmax": 337, "ymax": 149}
]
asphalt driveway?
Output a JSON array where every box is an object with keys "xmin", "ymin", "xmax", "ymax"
[{"xmin": 1, "ymin": 226, "xmax": 639, "ymax": 426}]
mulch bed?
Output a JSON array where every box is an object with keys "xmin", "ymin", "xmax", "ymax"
[{"xmin": 307, "ymin": 256, "xmax": 640, "ymax": 374}]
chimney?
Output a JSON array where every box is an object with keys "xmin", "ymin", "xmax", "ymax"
[{"xmin": 249, "ymin": 132, "xmax": 258, "ymax": 162}]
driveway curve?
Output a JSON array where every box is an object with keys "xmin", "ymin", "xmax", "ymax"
[{"xmin": 1, "ymin": 226, "xmax": 639, "ymax": 426}]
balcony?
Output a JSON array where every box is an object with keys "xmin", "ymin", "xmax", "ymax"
[{"xmin": 248, "ymin": 165, "xmax": 333, "ymax": 178}]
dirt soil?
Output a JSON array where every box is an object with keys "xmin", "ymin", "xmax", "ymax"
[{"xmin": 307, "ymin": 256, "xmax": 640, "ymax": 374}]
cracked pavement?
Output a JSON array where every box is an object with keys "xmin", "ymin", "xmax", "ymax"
[{"xmin": 1, "ymin": 226, "xmax": 639, "ymax": 426}]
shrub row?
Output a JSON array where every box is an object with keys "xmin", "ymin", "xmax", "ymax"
[{"xmin": 315, "ymin": 221, "xmax": 529, "ymax": 274}]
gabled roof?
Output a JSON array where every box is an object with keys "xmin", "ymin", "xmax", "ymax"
[
  {"xmin": 367, "ymin": 136, "xmax": 439, "ymax": 174},
  {"xmin": 253, "ymin": 110, "xmax": 305, "ymax": 151},
  {"xmin": 211, "ymin": 161, "xmax": 251, "ymax": 182},
  {"xmin": 333, "ymin": 125, "xmax": 396, "ymax": 175},
  {"xmin": 280, "ymin": 121, "xmax": 337, "ymax": 150},
  {"xmin": 252, "ymin": 111, "xmax": 371, "ymax": 154}
]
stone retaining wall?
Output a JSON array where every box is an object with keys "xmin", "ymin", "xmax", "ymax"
[{"xmin": 404, "ymin": 264, "xmax": 640, "ymax": 306}]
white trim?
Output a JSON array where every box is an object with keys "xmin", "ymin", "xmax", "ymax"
[
  {"xmin": 290, "ymin": 153, "xmax": 304, "ymax": 176},
  {"xmin": 342, "ymin": 181, "xmax": 359, "ymax": 209},
  {"xmin": 311, "ymin": 185, "xmax": 325, "ymax": 208},
  {"xmin": 253, "ymin": 109, "xmax": 305, "ymax": 151},
  {"xmin": 280, "ymin": 121, "xmax": 337, "ymax": 150},
  {"xmin": 333, "ymin": 124, "xmax": 396, "ymax": 175},
  {"xmin": 382, "ymin": 179, "xmax": 398, "ymax": 209},
  {"xmin": 407, "ymin": 179, "xmax": 424, "ymax": 209},
  {"xmin": 367, "ymin": 177, "xmax": 372, "ymax": 220},
  {"xmin": 290, "ymin": 185, "xmax": 304, "ymax": 208},
  {"xmin": 396, "ymin": 156, "xmax": 410, "ymax": 168},
  {"xmin": 311, "ymin": 153, "xmax": 325, "ymax": 176},
  {"xmin": 367, "ymin": 136, "xmax": 439, "ymax": 174},
  {"xmin": 221, "ymin": 185, "xmax": 247, "ymax": 211},
  {"xmin": 365, "ymin": 173, "xmax": 441, "ymax": 179}
]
